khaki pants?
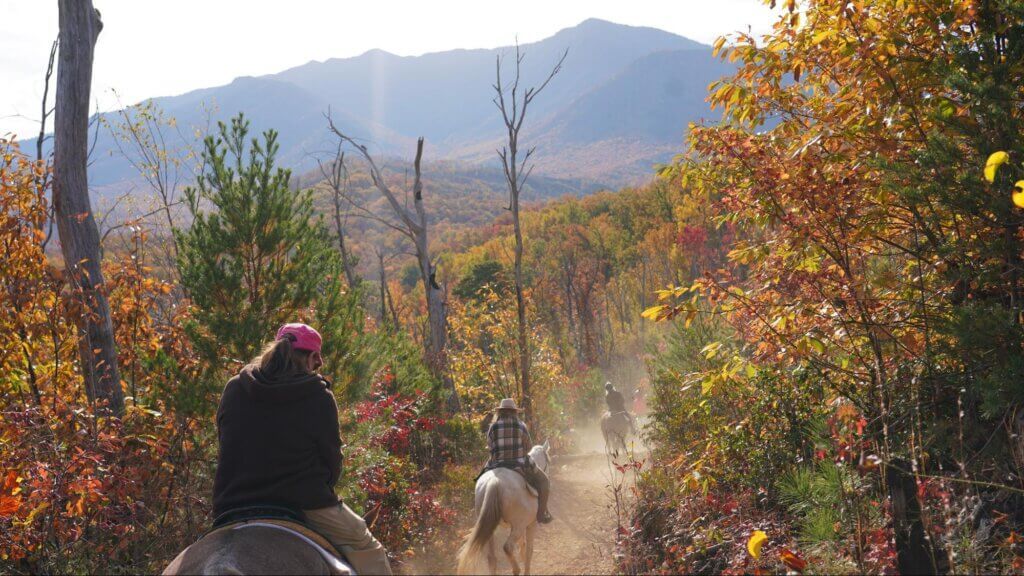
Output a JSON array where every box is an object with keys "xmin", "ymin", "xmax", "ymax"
[{"xmin": 304, "ymin": 503, "xmax": 393, "ymax": 575}]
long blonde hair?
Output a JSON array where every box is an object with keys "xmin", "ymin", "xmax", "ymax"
[{"xmin": 253, "ymin": 336, "xmax": 312, "ymax": 379}]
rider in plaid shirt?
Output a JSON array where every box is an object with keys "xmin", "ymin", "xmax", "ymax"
[
  {"xmin": 485, "ymin": 398, "xmax": 553, "ymax": 524},
  {"xmin": 487, "ymin": 415, "xmax": 532, "ymax": 468}
]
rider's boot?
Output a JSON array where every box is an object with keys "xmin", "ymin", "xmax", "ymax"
[{"xmin": 527, "ymin": 466, "xmax": 554, "ymax": 524}]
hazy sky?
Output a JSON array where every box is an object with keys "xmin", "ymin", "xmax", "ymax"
[{"xmin": 1, "ymin": 0, "xmax": 779, "ymax": 138}]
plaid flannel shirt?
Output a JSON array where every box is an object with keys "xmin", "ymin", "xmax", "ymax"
[{"xmin": 487, "ymin": 415, "xmax": 533, "ymax": 469}]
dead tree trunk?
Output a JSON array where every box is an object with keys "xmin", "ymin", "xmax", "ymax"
[
  {"xmin": 54, "ymin": 1, "xmax": 124, "ymax": 415},
  {"xmin": 494, "ymin": 44, "xmax": 566, "ymax": 427},
  {"xmin": 327, "ymin": 117, "xmax": 460, "ymax": 413}
]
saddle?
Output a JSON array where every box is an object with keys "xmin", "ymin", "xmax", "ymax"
[
  {"xmin": 210, "ymin": 505, "xmax": 342, "ymax": 559},
  {"xmin": 476, "ymin": 463, "xmax": 539, "ymax": 497}
]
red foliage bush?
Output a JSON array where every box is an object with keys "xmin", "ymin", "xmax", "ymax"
[{"xmin": 350, "ymin": 370, "xmax": 457, "ymax": 563}]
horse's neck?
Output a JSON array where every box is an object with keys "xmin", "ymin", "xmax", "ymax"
[{"xmin": 528, "ymin": 449, "xmax": 547, "ymax": 471}]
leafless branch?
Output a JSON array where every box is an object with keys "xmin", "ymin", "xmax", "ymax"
[
  {"xmin": 325, "ymin": 109, "xmax": 423, "ymax": 235},
  {"xmin": 335, "ymin": 185, "xmax": 413, "ymax": 239},
  {"xmin": 99, "ymin": 200, "xmax": 182, "ymax": 247},
  {"xmin": 38, "ymin": 37, "xmax": 59, "ymax": 251},
  {"xmin": 37, "ymin": 38, "xmax": 58, "ymax": 165},
  {"xmin": 86, "ymin": 100, "xmax": 102, "ymax": 165}
]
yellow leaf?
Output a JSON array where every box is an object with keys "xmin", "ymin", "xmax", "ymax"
[
  {"xmin": 748, "ymin": 530, "xmax": 768, "ymax": 559},
  {"xmin": 24, "ymin": 501, "xmax": 50, "ymax": 524},
  {"xmin": 984, "ymin": 151, "xmax": 1009, "ymax": 183},
  {"xmin": 712, "ymin": 36, "xmax": 727, "ymax": 57},
  {"xmin": 641, "ymin": 305, "xmax": 666, "ymax": 320},
  {"xmin": 812, "ymin": 30, "xmax": 832, "ymax": 46},
  {"xmin": 808, "ymin": 337, "xmax": 825, "ymax": 354},
  {"xmin": 1014, "ymin": 181, "xmax": 1024, "ymax": 209},
  {"xmin": 701, "ymin": 341, "xmax": 723, "ymax": 359}
]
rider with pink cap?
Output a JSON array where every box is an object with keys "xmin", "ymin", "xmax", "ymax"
[{"xmin": 212, "ymin": 323, "xmax": 392, "ymax": 575}]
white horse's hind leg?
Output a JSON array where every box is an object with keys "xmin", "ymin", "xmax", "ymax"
[
  {"xmin": 486, "ymin": 537, "xmax": 498, "ymax": 575},
  {"xmin": 524, "ymin": 523, "xmax": 536, "ymax": 575},
  {"xmin": 503, "ymin": 526, "xmax": 524, "ymax": 575}
]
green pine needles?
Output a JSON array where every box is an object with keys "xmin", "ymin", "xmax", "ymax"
[{"xmin": 175, "ymin": 114, "xmax": 361, "ymax": 385}]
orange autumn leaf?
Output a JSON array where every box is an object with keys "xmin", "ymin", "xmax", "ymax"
[
  {"xmin": 780, "ymin": 548, "xmax": 807, "ymax": 572},
  {"xmin": 0, "ymin": 494, "xmax": 21, "ymax": 516}
]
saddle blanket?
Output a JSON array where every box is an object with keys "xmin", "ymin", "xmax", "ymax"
[{"xmin": 476, "ymin": 466, "xmax": 539, "ymax": 497}]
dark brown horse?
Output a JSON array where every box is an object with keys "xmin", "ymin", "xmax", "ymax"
[{"xmin": 163, "ymin": 522, "xmax": 354, "ymax": 575}]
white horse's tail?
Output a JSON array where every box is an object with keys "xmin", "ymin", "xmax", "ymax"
[{"xmin": 456, "ymin": 478, "xmax": 501, "ymax": 575}]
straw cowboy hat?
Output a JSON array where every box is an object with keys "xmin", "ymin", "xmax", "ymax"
[{"xmin": 495, "ymin": 398, "xmax": 523, "ymax": 412}]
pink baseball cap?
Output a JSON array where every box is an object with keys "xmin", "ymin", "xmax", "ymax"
[{"xmin": 276, "ymin": 323, "xmax": 322, "ymax": 353}]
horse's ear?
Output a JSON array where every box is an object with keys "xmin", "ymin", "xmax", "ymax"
[{"xmin": 543, "ymin": 439, "xmax": 550, "ymax": 451}]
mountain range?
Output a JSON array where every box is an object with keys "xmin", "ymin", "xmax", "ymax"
[{"xmin": 73, "ymin": 18, "xmax": 734, "ymax": 195}]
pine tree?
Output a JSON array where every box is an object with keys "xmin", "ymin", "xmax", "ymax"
[{"xmin": 176, "ymin": 114, "xmax": 365, "ymax": 388}]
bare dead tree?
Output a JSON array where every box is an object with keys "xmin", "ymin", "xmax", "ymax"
[
  {"xmin": 493, "ymin": 43, "xmax": 566, "ymax": 426},
  {"xmin": 54, "ymin": 0, "xmax": 124, "ymax": 415},
  {"xmin": 316, "ymin": 142, "xmax": 359, "ymax": 288},
  {"xmin": 326, "ymin": 113, "xmax": 460, "ymax": 413}
]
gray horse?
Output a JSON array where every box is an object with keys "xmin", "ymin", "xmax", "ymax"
[
  {"xmin": 162, "ymin": 522, "xmax": 355, "ymax": 575},
  {"xmin": 600, "ymin": 411, "xmax": 631, "ymax": 458}
]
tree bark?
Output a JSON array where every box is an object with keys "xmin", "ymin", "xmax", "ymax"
[
  {"xmin": 511, "ymin": 179, "xmax": 533, "ymax": 423},
  {"xmin": 54, "ymin": 0, "xmax": 124, "ymax": 415},
  {"xmin": 410, "ymin": 140, "xmax": 460, "ymax": 413}
]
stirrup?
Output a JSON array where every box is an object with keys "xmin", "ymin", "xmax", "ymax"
[{"xmin": 537, "ymin": 512, "xmax": 554, "ymax": 524}]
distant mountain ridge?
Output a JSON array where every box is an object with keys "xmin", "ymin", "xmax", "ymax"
[{"xmin": 44, "ymin": 18, "xmax": 735, "ymax": 191}]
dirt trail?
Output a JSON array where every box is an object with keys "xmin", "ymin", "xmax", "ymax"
[{"xmin": 522, "ymin": 452, "xmax": 620, "ymax": 575}]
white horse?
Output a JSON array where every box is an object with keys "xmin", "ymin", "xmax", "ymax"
[{"xmin": 457, "ymin": 441, "xmax": 551, "ymax": 575}]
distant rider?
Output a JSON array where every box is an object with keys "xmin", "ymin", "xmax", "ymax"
[
  {"xmin": 604, "ymin": 382, "xmax": 635, "ymax": 433},
  {"xmin": 633, "ymin": 387, "xmax": 646, "ymax": 417},
  {"xmin": 485, "ymin": 398, "xmax": 554, "ymax": 524}
]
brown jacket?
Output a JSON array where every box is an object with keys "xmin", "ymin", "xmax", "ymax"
[{"xmin": 213, "ymin": 365, "xmax": 342, "ymax": 516}]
